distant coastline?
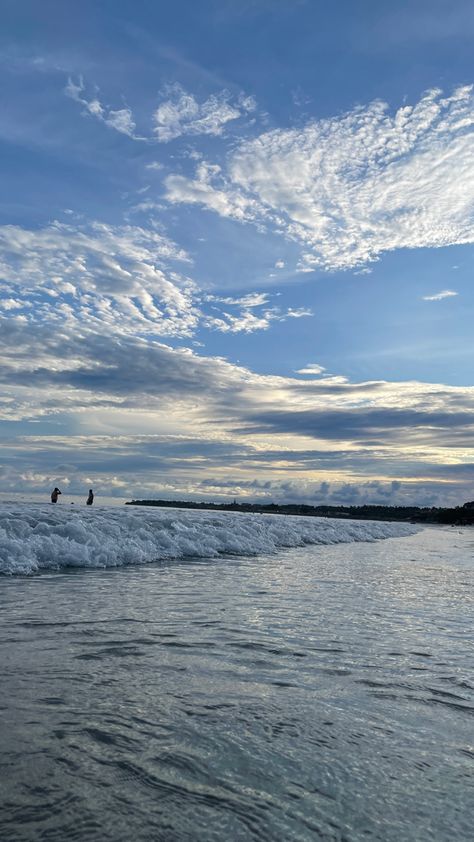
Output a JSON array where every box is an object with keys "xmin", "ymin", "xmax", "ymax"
[{"xmin": 126, "ymin": 499, "xmax": 474, "ymax": 525}]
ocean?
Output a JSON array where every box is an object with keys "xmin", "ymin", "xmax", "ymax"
[{"xmin": 0, "ymin": 505, "xmax": 472, "ymax": 841}]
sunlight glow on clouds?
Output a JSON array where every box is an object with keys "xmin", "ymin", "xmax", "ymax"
[
  {"xmin": 1, "ymin": 323, "xmax": 473, "ymax": 505},
  {"xmin": 165, "ymin": 86, "xmax": 474, "ymax": 271}
]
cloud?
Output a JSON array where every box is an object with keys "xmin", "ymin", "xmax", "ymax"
[
  {"xmin": 422, "ymin": 289, "xmax": 459, "ymax": 301},
  {"xmin": 106, "ymin": 108, "xmax": 136, "ymax": 136},
  {"xmin": 1, "ymin": 311, "xmax": 473, "ymax": 504},
  {"xmin": 164, "ymin": 162, "xmax": 259, "ymax": 221},
  {"xmin": 65, "ymin": 79, "xmax": 257, "ymax": 146},
  {"xmin": 2, "ymin": 315, "xmax": 473, "ymax": 449},
  {"xmin": 0, "ymin": 298, "xmax": 26, "ymax": 311},
  {"xmin": 296, "ymin": 363, "xmax": 326, "ymax": 375},
  {"xmin": 286, "ymin": 307, "xmax": 312, "ymax": 318},
  {"xmin": 65, "ymin": 77, "xmax": 138, "ymax": 138},
  {"xmin": 203, "ymin": 308, "xmax": 276, "ymax": 333},
  {"xmin": 165, "ymin": 86, "xmax": 474, "ymax": 271},
  {"xmin": 153, "ymin": 83, "xmax": 256, "ymax": 142},
  {"xmin": 203, "ymin": 291, "xmax": 312, "ymax": 333},
  {"xmin": 0, "ymin": 220, "xmax": 198, "ymax": 338},
  {"xmin": 0, "ymin": 220, "xmax": 306, "ymax": 340},
  {"xmin": 240, "ymin": 406, "xmax": 474, "ymax": 442},
  {"xmin": 4, "ymin": 74, "xmax": 474, "ymax": 506},
  {"xmin": 209, "ymin": 292, "xmax": 271, "ymax": 308}
]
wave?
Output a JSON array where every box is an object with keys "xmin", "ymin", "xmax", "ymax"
[{"xmin": 0, "ymin": 504, "xmax": 418, "ymax": 575}]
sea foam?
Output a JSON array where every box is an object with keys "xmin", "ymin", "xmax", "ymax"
[{"xmin": 0, "ymin": 504, "xmax": 418, "ymax": 575}]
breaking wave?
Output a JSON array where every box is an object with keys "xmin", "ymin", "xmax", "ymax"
[{"xmin": 0, "ymin": 504, "xmax": 418, "ymax": 575}]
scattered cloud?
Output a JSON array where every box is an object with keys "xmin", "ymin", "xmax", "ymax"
[
  {"xmin": 422, "ymin": 289, "xmax": 459, "ymax": 301},
  {"xmin": 203, "ymin": 291, "xmax": 312, "ymax": 332},
  {"xmin": 153, "ymin": 84, "xmax": 256, "ymax": 142},
  {"xmin": 165, "ymin": 86, "xmax": 474, "ymax": 271},
  {"xmin": 65, "ymin": 77, "xmax": 138, "ymax": 138},
  {"xmin": 0, "ymin": 220, "xmax": 305, "ymax": 339},
  {"xmin": 0, "ymin": 220, "xmax": 197, "ymax": 337},
  {"xmin": 65, "ymin": 75, "xmax": 256, "ymax": 147}
]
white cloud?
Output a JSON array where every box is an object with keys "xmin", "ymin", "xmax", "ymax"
[
  {"xmin": 164, "ymin": 162, "xmax": 259, "ymax": 221},
  {"xmin": 203, "ymin": 291, "xmax": 312, "ymax": 332},
  {"xmin": 296, "ymin": 363, "xmax": 326, "ymax": 375},
  {"xmin": 204, "ymin": 310, "xmax": 275, "ymax": 333},
  {"xmin": 422, "ymin": 289, "xmax": 459, "ymax": 301},
  {"xmin": 65, "ymin": 77, "xmax": 257, "ymax": 146},
  {"xmin": 209, "ymin": 292, "xmax": 270, "ymax": 308},
  {"xmin": 0, "ymin": 298, "xmax": 26, "ymax": 310},
  {"xmin": 286, "ymin": 307, "xmax": 313, "ymax": 318},
  {"xmin": 65, "ymin": 77, "xmax": 138, "ymax": 138},
  {"xmin": 0, "ymin": 220, "xmax": 197, "ymax": 338},
  {"xmin": 204, "ymin": 305, "xmax": 311, "ymax": 334},
  {"xmin": 165, "ymin": 86, "xmax": 474, "ymax": 271},
  {"xmin": 153, "ymin": 83, "xmax": 255, "ymax": 142},
  {"xmin": 106, "ymin": 108, "xmax": 136, "ymax": 136},
  {"xmin": 0, "ymin": 220, "xmax": 304, "ymax": 340}
]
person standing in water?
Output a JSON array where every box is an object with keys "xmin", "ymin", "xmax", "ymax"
[
  {"xmin": 51, "ymin": 487, "xmax": 61, "ymax": 503},
  {"xmin": 86, "ymin": 489, "xmax": 94, "ymax": 506}
]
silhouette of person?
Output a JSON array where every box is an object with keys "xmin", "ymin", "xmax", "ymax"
[
  {"xmin": 86, "ymin": 489, "xmax": 94, "ymax": 506},
  {"xmin": 51, "ymin": 487, "xmax": 61, "ymax": 503}
]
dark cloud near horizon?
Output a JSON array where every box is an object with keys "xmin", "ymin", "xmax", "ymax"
[
  {"xmin": 1, "ymin": 316, "xmax": 474, "ymax": 505},
  {"xmin": 239, "ymin": 407, "xmax": 474, "ymax": 441}
]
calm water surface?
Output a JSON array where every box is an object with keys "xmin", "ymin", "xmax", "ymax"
[{"xmin": 0, "ymin": 527, "xmax": 473, "ymax": 841}]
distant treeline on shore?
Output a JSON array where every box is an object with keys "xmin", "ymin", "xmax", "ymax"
[{"xmin": 126, "ymin": 499, "xmax": 474, "ymax": 525}]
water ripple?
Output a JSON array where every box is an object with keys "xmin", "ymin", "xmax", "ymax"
[{"xmin": 0, "ymin": 526, "xmax": 473, "ymax": 841}]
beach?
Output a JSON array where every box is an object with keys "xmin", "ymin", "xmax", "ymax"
[{"xmin": 0, "ymin": 508, "xmax": 472, "ymax": 840}]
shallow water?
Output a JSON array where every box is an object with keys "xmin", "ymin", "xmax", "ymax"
[{"xmin": 0, "ymin": 526, "xmax": 473, "ymax": 841}]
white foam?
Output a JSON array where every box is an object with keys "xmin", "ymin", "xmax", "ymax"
[{"xmin": 0, "ymin": 504, "xmax": 419, "ymax": 575}]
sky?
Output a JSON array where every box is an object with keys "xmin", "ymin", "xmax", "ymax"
[{"xmin": 1, "ymin": 0, "xmax": 474, "ymax": 507}]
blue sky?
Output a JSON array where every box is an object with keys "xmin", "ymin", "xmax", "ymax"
[{"xmin": 1, "ymin": 0, "xmax": 473, "ymax": 505}]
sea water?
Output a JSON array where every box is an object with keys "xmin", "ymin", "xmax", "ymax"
[{"xmin": 0, "ymin": 506, "xmax": 472, "ymax": 841}]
